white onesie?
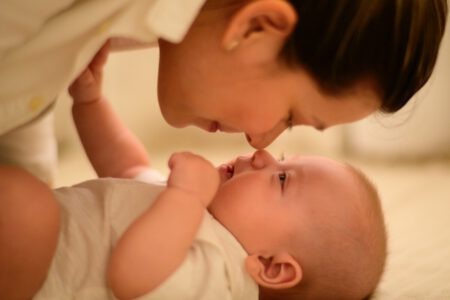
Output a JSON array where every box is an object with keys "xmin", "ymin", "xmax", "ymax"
[{"xmin": 34, "ymin": 170, "xmax": 258, "ymax": 300}]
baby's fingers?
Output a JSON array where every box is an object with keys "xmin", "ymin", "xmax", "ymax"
[
  {"xmin": 89, "ymin": 41, "xmax": 110, "ymax": 75},
  {"xmin": 167, "ymin": 152, "xmax": 219, "ymax": 197}
]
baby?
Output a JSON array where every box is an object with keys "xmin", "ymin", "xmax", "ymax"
[
  {"xmin": 0, "ymin": 48, "xmax": 387, "ymax": 300},
  {"xmin": 31, "ymin": 150, "xmax": 384, "ymax": 300}
]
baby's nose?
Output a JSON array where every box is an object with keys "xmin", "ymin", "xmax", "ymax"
[{"xmin": 251, "ymin": 150, "xmax": 275, "ymax": 169}]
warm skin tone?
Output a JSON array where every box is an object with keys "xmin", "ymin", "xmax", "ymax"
[
  {"xmin": 108, "ymin": 149, "xmax": 373, "ymax": 299},
  {"xmin": 0, "ymin": 166, "xmax": 60, "ymax": 300},
  {"xmin": 69, "ymin": 47, "xmax": 376, "ymax": 298},
  {"xmin": 158, "ymin": 0, "xmax": 381, "ymax": 148},
  {"xmin": 7, "ymin": 0, "xmax": 440, "ymax": 297},
  {"xmin": 0, "ymin": 45, "xmax": 383, "ymax": 299},
  {"xmin": 211, "ymin": 148, "xmax": 385, "ymax": 298},
  {"xmin": 68, "ymin": 54, "xmax": 374, "ymax": 297},
  {"xmin": 0, "ymin": 44, "xmax": 151, "ymax": 300},
  {"xmin": 0, "ymin": 5, "xmax": 383, "ymax": 289}
]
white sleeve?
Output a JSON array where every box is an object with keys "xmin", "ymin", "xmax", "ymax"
[
  {"xmin": 0, "ymin": 0, "xmax": 76, "ymax": 55},
  {"xmin": 0, "ymin": 111, "xmax": 57, "ymax": 184},
  {"xmin": 132, "ymin": 168, "xmax": 167, "ymax": 185}
]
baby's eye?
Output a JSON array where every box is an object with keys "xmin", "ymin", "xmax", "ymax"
[{"xmin": 278, "ymin": 172, "xmax": 287, "ymax": 190}]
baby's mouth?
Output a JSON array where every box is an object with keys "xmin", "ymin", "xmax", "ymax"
[
  {"xmin": 225, "ymin": 164, "xmax": 234, "ymax": 179},
  {"xmin": 219, "ymin": 163, "xmax": 235, "ymax": 182}
]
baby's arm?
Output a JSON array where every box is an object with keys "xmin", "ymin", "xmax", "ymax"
[
  {"xmin": 69, "ymin": 42, "xmax": 149, "ymax": 178},
  {"xmin": 108, "ymin": 152, "xmax": 220, "ymax": 300}
]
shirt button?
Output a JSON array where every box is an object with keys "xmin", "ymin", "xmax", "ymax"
[
  {"xmin": 28, "ymin": 96, "xmax": 44, "ymax": 112},
  {"xmin": 97, "ymin": 20, "xmax": 112, "ymax": 35}
]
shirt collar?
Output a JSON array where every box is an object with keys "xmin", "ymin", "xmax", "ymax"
[{"xmin": 146, "ymin": 0, "xmax": 207, "ymax": 43}]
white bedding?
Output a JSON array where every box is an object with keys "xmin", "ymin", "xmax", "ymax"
[{"xmin": 362, "ymin": 161, "xmax": 450, "ymax": 299}]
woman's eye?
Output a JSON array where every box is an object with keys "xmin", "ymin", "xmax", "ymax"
[
  {"xmin": 278, "ymin": 172, "xmax": 287, "ymax": 189},
  {"xmin": 286, "ymin": 114, "xmax": 293, "ymax": 130}
]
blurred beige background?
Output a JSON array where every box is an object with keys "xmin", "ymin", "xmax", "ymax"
[{"xmin": 53, "ymin": 17, "xmax": 450, "ymax": 299}]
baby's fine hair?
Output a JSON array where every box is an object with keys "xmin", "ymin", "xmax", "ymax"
[{"xmin": 281, "ymin": 0, "xmax": 448, "ymax": 113}]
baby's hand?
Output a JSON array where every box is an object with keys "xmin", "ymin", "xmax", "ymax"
[
  {"xmin": 167, "ymin": 152, "xmax": 220, "ymax": 208},
  {"xmin": 68, "ymin": 41, "xmax": 109, "ymax": 104}
]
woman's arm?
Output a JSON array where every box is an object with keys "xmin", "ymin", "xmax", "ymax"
[
  {"xmin": 107, "ymin": 152, "xmax": 220, "ymax": 299},
  {"xmin": 69, "ymin": 42, "xmax": 149, "ymax": 178}
]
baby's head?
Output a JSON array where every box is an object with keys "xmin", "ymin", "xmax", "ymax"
[{"xmin": 209, "ymin": 150, "xmax": 386, "ymax": 299}]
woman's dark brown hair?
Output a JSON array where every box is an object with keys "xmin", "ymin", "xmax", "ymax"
[{"xmin": 282, "ymin": 0, "xmax": 448, "ymax": 112}]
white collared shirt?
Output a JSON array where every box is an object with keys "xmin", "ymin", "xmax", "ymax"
[{"xmin": 0, "ymin": 0, "xmax": 206, "ymax": 134}]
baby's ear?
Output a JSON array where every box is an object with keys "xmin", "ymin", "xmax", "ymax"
[{"xmin": 245, "ymin": 252, "xmax": 302, "ymax": 289}]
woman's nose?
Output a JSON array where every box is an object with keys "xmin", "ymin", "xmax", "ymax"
[
  {"xmin": 251, "ymin": 150, "xmax": 276, "ymax": 169},
  {"xmin": 245, "ymin": 126, "xmax": 286, "ymax": 149}
]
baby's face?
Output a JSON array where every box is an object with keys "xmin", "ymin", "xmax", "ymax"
[{"xmin": 208, "ymin": 150, "xmax": 363, "ymax": 254}]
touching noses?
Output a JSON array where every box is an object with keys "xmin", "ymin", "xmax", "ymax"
[
  {"xmin": 251, "ymin": 150, "xmax": 276, "ymax": 169},
  {"xmin": 245, "ymin": 124, "xmax": 286, "ymax": 149}
]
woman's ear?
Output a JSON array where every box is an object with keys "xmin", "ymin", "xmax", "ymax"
[
  {"xmin": 245, "ymin": 252, "xmax": 302, "ymax": 289},
  {"xmin": 222, "ymin": 0, "xmax": 297, "ymax": 64}
]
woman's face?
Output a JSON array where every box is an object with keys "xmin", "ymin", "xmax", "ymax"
[{"xmin": 157, "ymin": 5, "xmax": 381, "ymax": 149}]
